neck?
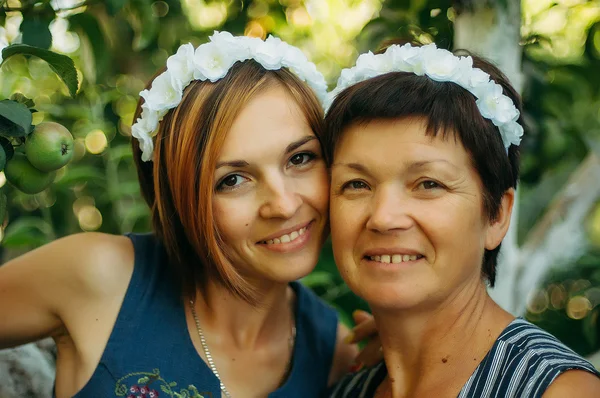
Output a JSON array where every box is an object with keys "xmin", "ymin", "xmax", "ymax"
[
  {"xmin": 192, "ymin": 277, "xmax": 293, "ymax": 349},
  {"xmin": 373, "ymin": 280, "xmax": 513, "ymax": 398}
]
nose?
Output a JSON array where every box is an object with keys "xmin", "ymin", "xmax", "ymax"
[
  {"xmin": 366, "ymin": 185, "xmax": 414, "ymax": 233},
  {"xmin": 258, "ymin": 174, "xmax": 302, "ymax": 220}
]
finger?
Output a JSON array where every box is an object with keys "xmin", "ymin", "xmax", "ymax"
[
  {"xmin": 352, "ymin": 309, "xmax": 372, "ymax": 325},
  {"xmin": 354, "ymin": 336, "xmax": 383, "ymax": 367},
  {"xmin": 350, "ymin": 318, "xmax": 377, "ymax": 343}
]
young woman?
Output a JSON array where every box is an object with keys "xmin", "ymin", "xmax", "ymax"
[
  {"xmin": 0, "ymin": 32, "xmax": 357, "ymax": 398},
  {"xmin": 325, "ymin": 43, "xmax": 600, "ymax": 397}
]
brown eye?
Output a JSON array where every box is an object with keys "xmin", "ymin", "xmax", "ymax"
[
  {"xmin": 216, "ymin": 174, "xmax": 247, "ymax": 192},
  {"xmin": 421, "ymin": 180, "xmax": 441, "ymax": 189},
  {"xmin": 223, "ymin": 175, "xmax": 239, "ymax": 186},
  {"xmin": 288, "ymin": 152, "xmax": 316, "ymax": 167},
  {"xmin": 343, "ymin": 180, "xmax": 369, "ymax": 191}
]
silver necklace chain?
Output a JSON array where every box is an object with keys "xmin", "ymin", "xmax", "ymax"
[{"xmin": 190, "ymin": 299, "xmax": 296, "ymax": 398}]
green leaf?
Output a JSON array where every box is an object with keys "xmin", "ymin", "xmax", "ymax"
[
  {"xmin": 20, "ymin": 15, "xmax": 53, "ymax": 50},
  {"xmin": 0, "ymin": 100, "xmax": 33, "ymax": 137},
  {"xmin": 54, "ymin": 166, "xmax": 106, "ymax": 188},
  {"xmin": 2, "ymin": 216, "xmax": 53, "ymax": 248},
  {"xmin": 127, "ymin": 0, "xmax": 158, "ymax": 51},
  {"xmin": 1, "ymin": 44, "xmax": 79, "ymax": 97},
  {"xmin": 10, "ymin": 93, "xmax": 35, "ymax": 108},
  {"xmin": 69, "ymin": 13, "xmax": 109, "ymax": 79}
]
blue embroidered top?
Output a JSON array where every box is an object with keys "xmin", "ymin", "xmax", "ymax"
[{"xmin": 69, "ymin": 233, "xmax": 339, "ymax": 398}]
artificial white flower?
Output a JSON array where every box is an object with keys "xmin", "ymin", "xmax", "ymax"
[
  {"xmin": 329, "ymin": 42, "xmax": 524, "ymax": 150},
  {"xmin": 253, "ymin": 36, "xmax": 285, "ymax": 70},
  {"xmin": 501, "ymin": 122, "xmax": 524, "ymax": 148},
  {"xmin": 402, "ymin": 44, "xmax": 427, "ymax": 76},
  {"xmin": 209, "ymin": 30, "xmax": 252, "ymax": 60},
  {"xmin": 421, "ymin": 45, "xmax": 461, "ymax": 82},
  {"xmin": 140, "ymin": 71, "xmax": 183, "ymax": 114},
  {"xmin": 337, "ymin": 67, "xmax": 357, "ymax": 87},
  {"xmin": 354, "ymin": 52, "xmax": 382, "ymax": 80},
  {"xmin": 133, "ymin": 32, "xmax": 328, "ymax": 162},
  {"xmin": 193, "ymin": 42, "xmax": 237, "ymax": 82},
  {"xmin": 166, "ymin": 43, "xmax": 195, "ymax": 91},
  {"xmin": 131, "ymin": 121, "xmax": 154, "ymax": 162}
]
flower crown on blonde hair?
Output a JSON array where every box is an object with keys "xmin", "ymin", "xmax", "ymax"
[
  {"xmin": 325, "ymin": 43, "xmax": 524, "ymax": 150},
  {"xmin": 132, "ymin": 31, "xmax": 328, "ymax": 162}
]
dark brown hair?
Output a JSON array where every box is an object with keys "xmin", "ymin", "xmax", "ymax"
[
  {"xmin": 132, "ymin": 60, "xmax": 325, "ymax": 303},
  {"xmin": 324, "ymin": 47, "xmax": 522, "ymax": 287}
]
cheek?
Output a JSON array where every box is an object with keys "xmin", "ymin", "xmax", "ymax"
[
  {"xmin": 302, "ymin": 167, "xmax": 329, "ymax": 213},
  {"xmin": 213, "ymin": 199, "xmax": 255, "ymax": 243},
  {"xmin": 330, "ymin": 197, "xmax": 363, "ymax": 263}
]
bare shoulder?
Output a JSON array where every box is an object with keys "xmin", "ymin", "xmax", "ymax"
[
  {"xmin": 543, "ymin": 369, "xmax": 600, "ymax": 397},
  {"xmin": 17, "ymin": 232, "xmax": 134, "ymax": 298},
  {"xmin": 56, "ymin": 232, "xmax": 135, "ymax": 296},
  {"xmin": 0, "ymin": 232, "xmax": 135, "ymax": 348},
  {"xmin": 328, "ymin": 322, "xmax": 358, "ymax": 386}
]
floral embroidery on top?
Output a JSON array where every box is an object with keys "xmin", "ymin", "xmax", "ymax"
[{"xmin": 115, "ymin": 368, "xmax": 212, "ymax": 398}]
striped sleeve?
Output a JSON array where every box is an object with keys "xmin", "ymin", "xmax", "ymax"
[
  {"xmin": 327, "ymin": 362, "xmax": 386, "ymax": 398},
  {"xmin": 458, "ymin": 318, "xmax": 600, "ymax": 398}
]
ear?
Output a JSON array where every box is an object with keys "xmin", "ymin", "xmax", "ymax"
[{"xmin": 485, "ymin": 188, "xmax": 515, "ymax": 250}]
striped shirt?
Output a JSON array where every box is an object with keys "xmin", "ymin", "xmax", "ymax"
[{"xmin": 328, "ymin": 318, "xmax": 600, "ymax": 398}]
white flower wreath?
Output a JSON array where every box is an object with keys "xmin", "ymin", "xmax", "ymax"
[
  {"xmin": 132, "ymin": 31, "xmax": 328, "ymax": 162},
  {"xmin": 325, "ymin": 43, "xmax": 524, "ymax": 150}
]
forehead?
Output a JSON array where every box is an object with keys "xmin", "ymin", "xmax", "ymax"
[
  {"xmin": 219, "ymin": 85, "xmax": 313, "ymax": 159},
  {"xmin": 334, "ymin": 117, "xmax": 470, "ymax": 167}
]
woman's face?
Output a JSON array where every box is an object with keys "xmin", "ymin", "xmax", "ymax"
[
  {"xmin": 213, "ymin": 84, "xmax": 329, "ymax": 285},
  {"xmin": 330, "ymin": 117, "xmax": 510, "ymax": 310}
]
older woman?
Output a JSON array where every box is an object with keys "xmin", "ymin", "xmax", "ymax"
[{"xmin": 325, "ymin": 43, "xmax": 600, "ymax": 397}]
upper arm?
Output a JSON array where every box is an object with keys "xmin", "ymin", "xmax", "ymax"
[
  {"xmin": 328, "ymin": 322, "xmax": 359, "ymax": 386},
  {"xmin": 0, "ymin": 232, "xmax": 133, "ymax": 349},
  {"xmin": 542, "ymin": 369, "xmax": 600, "ymax": 397}
]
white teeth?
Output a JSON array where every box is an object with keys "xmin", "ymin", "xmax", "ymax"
[
  {"xmin": 369, "ymin": 254, "xmax": 422, "ymax": 262},
  {"xmin": 264, "ymin": 227, "xmax": 307, "ymax": 245}
]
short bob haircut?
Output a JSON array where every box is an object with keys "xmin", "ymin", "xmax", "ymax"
[
  {"xmin": 324, "ymin": 46, "xmax": 522, "ymax": 287},
  {"xmin": 132, "ymin": 60, "xmax": 326, "ymax": 303}
]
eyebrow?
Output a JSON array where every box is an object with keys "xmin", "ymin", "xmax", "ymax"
[
  {"xmin": 331, "ymin": 159, "xmax": 456, "ymax": 175},
  {"xmin": 216, "ymin": 135, "xmax": 317, "ymax": 170},
  {"xmin": 331, "ymin": 162, "xmax": 375, "ymax": 179},
  {"xmin": 406, "ymin": 159, "xmax": 457, "ymax": 172},
  {"xmin": 285, "ymin": 135, "xmax": 317, "ymax": 154}
]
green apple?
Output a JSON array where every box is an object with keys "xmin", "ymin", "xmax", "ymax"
[
  {"xmin": 4, "ymin": 152, "xmax": 56, "ymax": 194},
  {"xmin": 25, "ymin": 121, "xmax": 74, "ymax": 172}
]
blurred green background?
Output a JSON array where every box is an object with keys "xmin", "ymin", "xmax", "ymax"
[{"xmin": 1, "ymin": 0, "xmax": 600, "ymax": 364}]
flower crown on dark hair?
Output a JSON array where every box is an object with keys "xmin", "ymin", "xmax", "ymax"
[{"xmin": 325, "ymin": 43, "xmax": 523, "ymax": 150}]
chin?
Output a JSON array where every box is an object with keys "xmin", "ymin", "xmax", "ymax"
[{"xmin": 347, "ymin": 277, "xmax": 432, "ymax": 311}]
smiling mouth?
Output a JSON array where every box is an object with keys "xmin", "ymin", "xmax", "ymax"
[
  {"xmin": 365, "ymin": 254, "xmax": 424, "ymax": 264},
  {"xmin": 259, "ymin": 225, "xmax": 309, "ymax": 245}
]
